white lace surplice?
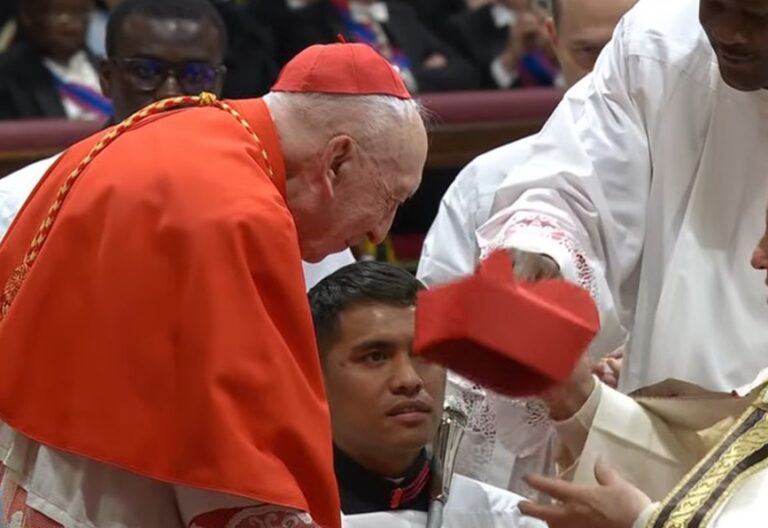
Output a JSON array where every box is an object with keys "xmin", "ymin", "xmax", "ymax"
[
  {"xmin": 0, "ymin": 421, "xmax": 314, "ymax": 528},
  {"xmin": 446, "ymin": 373, "xmax": 556, "ymax": 500},
  {"xmin": 478, "ymin": 0, "xmax": 768, "ymax": 393}
]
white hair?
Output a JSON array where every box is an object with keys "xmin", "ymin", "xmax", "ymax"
[{"xmin": 263, "ymin": 91, "xmax": 426, "ymax": 147}]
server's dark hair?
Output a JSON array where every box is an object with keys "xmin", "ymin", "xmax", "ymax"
[{"xmin": 308, "ymin": 261, "xmax": 425, "ymax": 356}]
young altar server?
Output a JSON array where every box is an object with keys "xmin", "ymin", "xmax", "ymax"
[{"xmin": 308, "ymin": 260, "xmax": 545, "ymax": 528}]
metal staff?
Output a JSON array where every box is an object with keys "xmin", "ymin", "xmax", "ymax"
[{"xmin": 426, "ymin": 395, "xmax": 468, "ymax": 528}]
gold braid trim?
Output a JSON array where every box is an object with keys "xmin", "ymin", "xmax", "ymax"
[
  {"xmin": 647, "ymin": 384, "xmax": 768, "ymax": 528},
  {"xmin": 0, "ymin": 93, "xmax": 273, "ymax": 321}
]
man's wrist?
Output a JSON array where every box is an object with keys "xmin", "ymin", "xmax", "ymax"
[
  {"xmin": 549, "ymin": 376, "xmax": 601, "ymax": 462},
  {"xmin": 548, "ymin": 374, "xmax": 598, "ymax": 422}
]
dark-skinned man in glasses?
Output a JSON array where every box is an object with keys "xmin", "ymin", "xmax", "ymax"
[
  {"xmin": 98, "ymin": 0, "xmax": 227, "ymax": 123},
  {"xmin": 0, "ymin": 0, "xmax": 226, "ymax": 230},
  {"xmin": 0, "ymin": 0, "xmax": 357, "ymax": 288}
]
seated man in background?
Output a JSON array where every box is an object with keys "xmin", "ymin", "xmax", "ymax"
[
  {"xmin": 87, "ymin": 0, "xmax": 279, "ymax": 99},
  {"xmin": 448, "ymin": 0, "xmax": 559, "ymax": 89},
  {"xmin": 308, "ymin": 261, "xmax": 544, "ymax": 527},
  {"xmin": 417, "ymin": 0, "xmax": 636, "ymax": 498},
  {"xmin": 0, "ymin": 0, "xmax": 111, "ymax": 120},
  {"xmin": 516, "ymin": 203, "xmax": 768, "ymax": 527},
  {"xmin": 0, "ymin": 0, "xmax": 227, "ymax": 233},
  {"xmin": 279, "ymin": 0, "xmax": 483, "ymax": 93}
]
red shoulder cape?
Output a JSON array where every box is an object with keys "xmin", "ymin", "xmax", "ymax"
[{"xmin": 0, "ymin": 99, "xmax": 340, "ymax": 528}]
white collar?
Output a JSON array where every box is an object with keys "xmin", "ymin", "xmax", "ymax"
[
  {"xmin": 286, "ymin": 0, "xmax": 309, "ymax": 9},
  {"xmin": 43, "ymin": 51, "xmax": 92, "ymax": 81},
  {"xmin": 349, "ymin": 1, "xmax": 390, "ymax": 23},
  {"xmin": 490, "ymin": 3, "xmax": 517, "ymax": 28}
]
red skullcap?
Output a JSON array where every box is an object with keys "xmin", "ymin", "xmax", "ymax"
[{"xmin": 272, "ymin": 42, "xmax": 412, "ymax": 99}]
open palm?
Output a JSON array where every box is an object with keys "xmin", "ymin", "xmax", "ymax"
[{"xmin": 519, "ymin": 461, "xmax": 652, "ymax": 528}]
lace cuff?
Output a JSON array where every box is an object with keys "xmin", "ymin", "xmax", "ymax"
[
  {"xmin": 447, "ymin": 372, "xmax": 557, "ymax": 497},
  {"xmin": 481, "ymin": 212, "xmax": 598, "ymax": 301}
]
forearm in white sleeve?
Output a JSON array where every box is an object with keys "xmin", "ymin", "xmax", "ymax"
[
  {"xmin": 476, "ymin": 18, "xmax": 651, "ymax": 359},
  {"xmin": 417, "ymin": 167, "xmax": 481, "ymax": 285},
  {"xmin": 554, "ymin": 378, "xmax": 604, "ymax": 463},
  {"xmin": 568, "ymin": 386, "xmax": 699, "ymax": 501}
]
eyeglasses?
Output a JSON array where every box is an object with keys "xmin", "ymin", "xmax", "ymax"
[{"xmin": 112, "ymin": 58, "xmax": 225, "ymax": 94}]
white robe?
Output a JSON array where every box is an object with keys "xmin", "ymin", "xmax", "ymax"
[
  {"xmin": 416, "ymin": 95, "xmax": 624, "ymax": 498},
  {"xmin": 417, "ymin": 139, "xmax": 533, "ymax": 287},
  {"xmin": 303, "ymin": 249, "xmax": 356, "ymax": 289},
  {"xmin": 417, "ymin": 140, "xmax": 555, "ymax": 496},
  {"xmin": 557, "ymin": 373, "xmax": 768, "ymax": 527},
  {"xmin": 0, "ymin": 155, "xmax": 355, "ymax": 290},
  {"xmin": 478, "ymin": 0, "xmax": 768, "ymax": 393},
  {"xmin": 341, "ymin": 474, "xmax": 545, "ymax": 528}
]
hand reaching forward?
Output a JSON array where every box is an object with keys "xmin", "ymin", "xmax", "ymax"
[
  {"xmin": 510, "ymin": 249, "xmax": 561, "ymax": 281},
  {"xmin": 592, "ymin": 349, "xmax": 624, "ymax": 388},
  {"xmin": 519, "ymin": 460, "xmax": 652, "ymax": 528}
]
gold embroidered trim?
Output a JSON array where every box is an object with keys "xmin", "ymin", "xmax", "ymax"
[{"xmin": 648, "ymin": 385, "xmax": 768, "ymax": 527}]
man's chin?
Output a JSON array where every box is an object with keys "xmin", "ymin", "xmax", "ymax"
[
  {"xmin": 718, "ymin": 62, "xmax": 768, "ymax": 92},
  {"xmin": 301, "ymin": 242, "xmax": 349, "ymax": 263},
  {"xmin": 299, "ymin": 242, "xmax": 329, "ymax": 263},
  {"xmin": 384, "ymin": 429, "xmax": 435, "ymax": 453}
]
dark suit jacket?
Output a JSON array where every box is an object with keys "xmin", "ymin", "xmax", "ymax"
[
  {"xmin": 447, "ymin": 4, "xmax": 509, "ymax": 88},
  {"xmin": 215, "ymin": 1, "xmax": 279, "ymax": 98},
  {"xmin": 392, "ymin": 0, "xmax": 467, "ymax": 39},
  {"xmin": 0, "ymin": 42, "xmax": 70, "ymax": 120},
  {"xmin": 279, "ymin": 0, "xmax": 483, "ymax": 92},
  {"xmin": 0, "ymin": 1, "xmax": 16, "ymax": 27}
]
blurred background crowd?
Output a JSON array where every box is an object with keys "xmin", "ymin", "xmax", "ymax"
[{"xmin": 0, "ymin": 0, "xmax": 561, "ymax": 121}]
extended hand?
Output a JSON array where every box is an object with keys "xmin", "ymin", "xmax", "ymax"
[
  {"xmin": 539, "ymin": 354, "xmax": 595, "ymax": 421},
  {"xmin": 593, "ymin": 350, "xmax": 624, "ymax": 388},
  {"xmin": 498, "ymin": 9, "xmax": 547, "ymax": 73},
  {"xmin": 510, "ymin": 249, "xmax": 561, "ymax": 281},
  {"xmin": 519, "ymin": 461, "xmax": 652, "ymax": 528}
]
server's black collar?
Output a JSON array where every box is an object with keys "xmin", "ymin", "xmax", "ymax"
[{"xmin": 334, "ymin": 444, "xmax": 431, "ymax": 515}]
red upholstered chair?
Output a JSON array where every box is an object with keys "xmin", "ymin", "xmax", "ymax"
[{"xmin": 418, "ymin": 88, "xmax": 563, "ymax": 125}]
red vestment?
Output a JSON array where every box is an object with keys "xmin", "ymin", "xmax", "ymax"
[{"xmin": 0, "ymin": 99, "xmax": 340, "ymax": 528}]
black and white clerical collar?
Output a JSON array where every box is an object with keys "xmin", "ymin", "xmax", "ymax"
[{"xmin": 334, "ymin": 445, "xmax": 431, "ymax": 515}]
